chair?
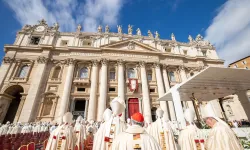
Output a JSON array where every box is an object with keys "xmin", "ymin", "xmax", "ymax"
[
  {"xmin": 27, "ymin": 142, "xmax": 35, "ymax": 150},
  {"xmin": 18, "ymin": 145, "xmax": 27, "ymax": 150}
]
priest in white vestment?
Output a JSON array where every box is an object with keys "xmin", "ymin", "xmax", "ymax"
[
  {"xmin": 46, "ymin": 112, "xmax": 76, "ymax": 150},
  {"xmin": 203, "ymin": 103, "xmax": 243, "ymax": 150},
  {"xmin": 93, "ymin": 97, "xmax": 127, "ymax": 150},
  {"xmin": 10, "ymin": 122, "xmax": 22, "ymax": 134},
  {"xmin": 178, "ymin": 108, "xmax": 205, "ymax": 150},
  {"xmin": 74, "ymin": 116, "xmax": 86, "ymax": 150},
  {"xmin": 147, "ymin": 108, "xmax": 177, "ymax": 150},
  {"xmin": 21, "ymin": 123, "xmax": 31, "ymax": 133},
  {"xmin": 112, "ymin": 112, "xmax": 161, "ymax": 150}
]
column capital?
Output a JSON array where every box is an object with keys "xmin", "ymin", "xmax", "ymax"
[
  {"xmin": 139, "ymin": 61, "xmax": 146, "ymax": 68},
  {"xmin": 101, "ymin": 58, "xmax": 109, "ymax": 66},
  {"xmin": 178, "ymin": 65, "xmax": 186, "ymax": 72},
  {"xmin": 153, "ymin": 62, "xmax": 161, "ymax": 68},
  {"xmin": 37, "ymin": 56, "xmax": 49, "ymax": 64},
  {"xmin": 3, "ymin": 57, "xmax": 14, "ymax": 64},
  {"xmin": 65, "ymin": 58, "xmax": 76, "ymax": 65},
  {"xmin": 117, "ymin": 59, "xmax": 124, "ymax": 66},
  {"xmin": 91, "ymin": 59, "xmax": 99, "ymax": 66}
]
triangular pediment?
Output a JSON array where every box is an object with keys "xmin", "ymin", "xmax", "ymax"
[{"xmin": 101, "ymin": 39, "xmax": 159, "ymax": 52}]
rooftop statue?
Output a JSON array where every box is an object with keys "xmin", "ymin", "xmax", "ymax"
[
  {"xmin": 148, "ymin": 30, "xmax": 153, "ymax": 38},
  {"xmin": 128, "ymin": 24, "xmax": 133, "ymax": 35},
  {"xmin": 155, "ymin": 31, "xmax": 160, "ymax": 39},
  {"xmin": 77, "ymin": 24, "xmax": 82, "ymax": 32},
  {"xmin": 97, "ymin": 25, "xmax": 102, "ymax": 33},
  {"xmin": 117, "ymin": 25, "xmax": 122, "ymax": 34},
  {"xmin": 53, "ymin": 22, "xmax": 59, "ymax": 31},
  {"xmin": 136, "ymin": 28, "xmax": 141, "ymax": 36},
  {"xmin": 188, "ymin": 35, "xmax": 193, "ymax": 43},
  {"xmin": 171, "ymin": 33, "xmax": 176, "ymax": 41},
  {"xmin": 105, "ymin": 25, "xmax": 109, "ymax": 33},
  {"xmin": 196, "ymin": 34, "xmax": 203, "ymax": 41}
]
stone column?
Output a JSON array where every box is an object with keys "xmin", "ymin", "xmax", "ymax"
[
  {"xmin": 154, "ymin": 62, "xmax": 169, "ymax": 120},
  {"xmin": 117, "ymin": 59, "xmax": 125, "ymax": 121},
  {"xmin": 84, "ymin": 99, "xmax": 89, "ymax": 119},
  {"xmin": 179, "ymin": 66, "xmax": 196, "ymax": 116},
  {"xmin": 19, "ymin": 56, "xmax": 48, "ymax": 122},
  {"xmin": 14, "ymin": 95, "xmax": 26, "ymax": 123},
  {"xmin": 97, "ymin": 59, "xmax": 108, "ymax": 121},
  {"xmin": 171, "ymin": 87, "xmax": 186, "ymax": 128},
  {"xmin": 237, "ymin": 91, "xmax": 250, "ymax": 120},
  {"xmin": 162, "ymin": 65, "xmax": 176, "ymax": 121},
  {"xmin": 0, "ymin": 57, "xmax": 13, "ymax": 88},
  {"xmin": 139, "ymin": 61, "xmax": 152, "ymax": 122},
  {"xmin": 59, "ymin": 58, "xmax": 76, "ymax": 117},
  {"xmin": 87, "ymin": 60, "xmax": 99, "ymax": 121}
]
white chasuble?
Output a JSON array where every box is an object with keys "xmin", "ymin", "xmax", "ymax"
[
  {"xmin": 205, "ymin": 122, "xmax": 243, "ymax": 150},
  {"xmin": 93, "ymin": 115, "xmax": 126, "ymax": 150},
  {"xmin": 111, "ymin": 125, "xmax": 161, "ymax": 150}
]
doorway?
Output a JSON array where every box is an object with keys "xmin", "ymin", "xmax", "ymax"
[
  {"xmin": 3, "ymin": 85, "xmax": 24, "ymax": 123},
  {"xmin": 151, "ymin": 107, "xmax": 157, "ymax": 122},
  {"xmin": 72, "ymin": 99, "xmax": 86, "ymax": 120},
  {"xmin": 128, "ymin": 98, "xmax": 139, "ymax": 118}
]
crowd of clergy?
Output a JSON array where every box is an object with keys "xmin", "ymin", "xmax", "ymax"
[{"xmin": 0, "ymin": 97, "xmax": 244, "ymax": 150}]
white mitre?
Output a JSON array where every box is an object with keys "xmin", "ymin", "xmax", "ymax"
[
  {"xmin": 156, "ymin": 107, "xmax": 164, "ymax": 118},
  {"xmin": 184, "ymin": 108, "xmax": 195, "ymax": 124},
  {"xmin": 76, "ymin": 116, "xmax": 83, "ymax": 123},
  {"xmin": 103, "ymin": 108, "xmax": 112, "ymax": 122},
  {"xmin": 110, "ymin": 97, "xmax": 126, "ymax": 115},
  {"xmin": 63, "ymin": 112, "xmax": 74, "ymax": 124},
  {"xmin": 203, "ymin": 103, "xmax": 230, "ymax": 128}
]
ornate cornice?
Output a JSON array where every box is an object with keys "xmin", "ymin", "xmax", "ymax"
[
  {"xmin": 37, "ymin": 56, "xmax": 49, "ymax": 64},
  {"xmin": 3, "ymin": 57, "xmax": 14, "ymax": 64},
  {"xmin": 65, "ymin": 58, "xmax": 76, "ymax": 65}
]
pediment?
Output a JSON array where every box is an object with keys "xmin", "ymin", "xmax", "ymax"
[{"xmin": 101, "ymin": 40, "xmax": 159, "ymax": 52}]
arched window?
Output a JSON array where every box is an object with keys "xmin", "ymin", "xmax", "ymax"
[
  {"xmin": 128, "ymin": 68, "xmax": 136, "ymax": 79},
  {"xmin": 109, "ymin": 68, "xmax": 116, "ymax": 80},
  {"xmin": 147, "ymin": 70, "xmax": 152, "ymax": 81},
  {"xmin": 79, "ymin": 67, "xmax": 88, "ymax": 79},
  {"xmin": 52, "ymin": 66, "xmax": 61, "ymax": 79},
  {"xmin": 18, "ymin": 65, "xmax": 29, "ymax": 78},
  {"xmin": 168, "ymin": 71, "xmax": 176, "ymax": 82}
]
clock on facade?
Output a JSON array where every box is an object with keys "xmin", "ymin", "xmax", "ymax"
[{"xmin": 35, "ymin": 26, "xmax": 45, "ymax": 32}]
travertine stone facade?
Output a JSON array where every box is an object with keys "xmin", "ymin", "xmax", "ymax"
[{"xmin": 0, "ymin": 19, "xmax": 245, "ymax": 123}]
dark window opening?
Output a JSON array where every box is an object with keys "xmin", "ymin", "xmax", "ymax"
[
  {"xmin": 30, "ymin": 37, "xmax": 41, "ymax": 45},
  {"xmin": 150, "ymin": 88, "xmax": 155, "ymax": 93},
  {"xmin": 77, "ymin": 87, "xmax": 85, "ymax": 92},
  {"xmin": 109, "ymin": 88, "xmax": 116, "ymax": 92}
]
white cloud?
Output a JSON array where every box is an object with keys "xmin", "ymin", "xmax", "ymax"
[
  {"xmin": 205, "ymin": 0, "xmax": 250, "ymax": 66},
  {"xmin": 4, "ymin": 0, "xmax": 124, "ymax": 32}
]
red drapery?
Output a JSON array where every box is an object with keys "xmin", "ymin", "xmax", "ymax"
[{"xmin": 128, "ymin": 98, "xmax": 139, "ymax": 118}]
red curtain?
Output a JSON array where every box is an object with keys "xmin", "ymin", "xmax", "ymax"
[{"xmin": 128, "ymin": 98, "xmax": 139, "ymax": 118}]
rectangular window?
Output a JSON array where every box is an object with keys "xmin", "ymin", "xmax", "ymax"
[
  {"xmin": 243, "ymin": 60, "xmax": 247, "ymax": 65},
  {"xmin": 109, "ymin": 72, "xmax": 116, "ymax": 80},
  {"xmin": 150, "ymin": 88, "xmax": 155, "ymax": 93},
  {"xmin": 183, "ymin": 50, "xmax": 187, "ymax": 55},
  {"xmin": 109, "ymin": 87, "xmax": 116, "ymax": 92},
  {"xmin": 246, "ymin": 67, "xmax": 248, "ymax": 69},
  {"xmin": 77, "ymin": 87, "xmax": 85, "ymax": 92},
  {"xmin": 235, "ymin": 64, "xmax": 238, "ymax": 68},
  {"xmin": 30, "ymin": 36, "xmax": 41, "ymax": 45},
  {"xmin": 201, "ymin": 50, "xmax": 206, "ymax": 56},
  {"xmin": 168, "ymin": 72, "xmax": 176, "ymax": 82},
  {"xmin": 82, "ymin": 40, "xmax": 91, "ymax": 46},
  {"xmin": 147, "ymin": 73, "xmax": 152, "ymax": 81},
  {"xmin": 61, "ymin": 40, "xmax": 68, "ymax": 46}
]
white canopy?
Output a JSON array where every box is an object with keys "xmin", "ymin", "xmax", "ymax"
[{"xmin": 158, "ymin": 67, "xmax": 250, "ymax": 102}]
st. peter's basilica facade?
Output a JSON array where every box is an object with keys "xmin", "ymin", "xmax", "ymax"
[{"xmin": 0, "ymin": 20, "xmax": 247, "ymax": 123}]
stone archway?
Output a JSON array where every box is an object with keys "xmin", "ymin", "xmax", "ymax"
[{"xmin": 0, "ymin": 85, "xmax": 24, "ymax": 123}]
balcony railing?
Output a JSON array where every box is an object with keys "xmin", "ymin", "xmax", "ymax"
[
  {"xmin": 11, "ymin": 77, "xmax": 27, "ymax": 82},
  {"xmin": 48, "ymin": 78, "xmax": 61, "ymax": 83},
  {"xmin": 74, "ymin": 78, "xmax": 90, "ymax": 85}
]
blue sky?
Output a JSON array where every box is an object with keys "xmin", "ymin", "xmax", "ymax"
[{"xmin": 1, "ymin": 0, "xmax": 250, "ymax": 65}]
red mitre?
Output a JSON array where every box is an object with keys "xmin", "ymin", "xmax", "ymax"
[{"xmin": 131, "ymin": 112, "xmax": 144, "ymax": 122}]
